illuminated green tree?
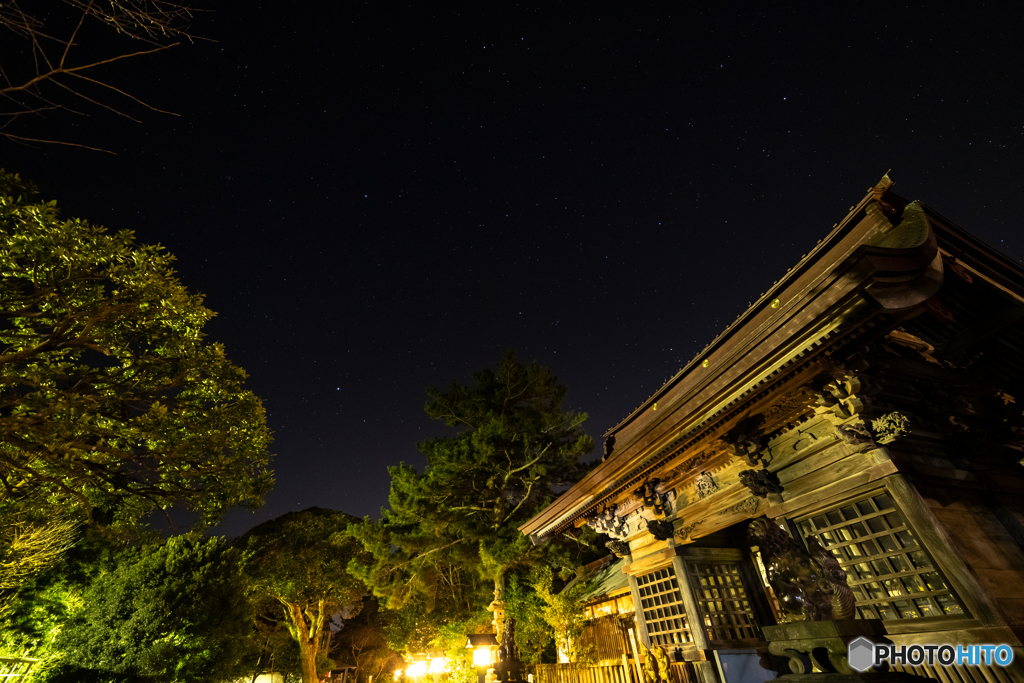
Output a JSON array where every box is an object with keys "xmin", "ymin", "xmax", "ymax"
[
  {"xmin": 531, "ymin": 565, "xmax": 595, "ymax": 667},
  {"xmin": 349, "ymin": 352, "xmax": 597, "ymax": 637},
  {"xmin": 0, "ymin": 170, "xmax": 273, "ymax": 534},
  {"xmin": 240, "ymin": 508, "xmax": 368, "ymax": 683},
  {"xmin": 504, "ymin": 573, "xmax": 552, "ymax": 665},
  {"xmin": 51, "ymin": 535, "xmax": 253, "ymax": 683}
]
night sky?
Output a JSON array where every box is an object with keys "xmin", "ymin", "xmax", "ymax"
[{"xmin": 4, "ymin": 3, "xmax": 1023, "ymax": 537}]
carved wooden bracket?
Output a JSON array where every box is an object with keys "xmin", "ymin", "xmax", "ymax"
[
  {"xmin": 634, "ymin": 478, "xmax": 672, "ymax": 517},
  {"xmin": 738, "ymin": 469, "xmax": 783, "ymax": 498},
  {"xmin": 723, "ymin": 415, "xmax": 767, "ymax": 466}
]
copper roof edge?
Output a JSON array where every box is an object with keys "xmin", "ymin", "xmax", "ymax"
[
  {"xmin": 521, "ymin": 174, "xmax": 917, "ymax": 538},
  {"xmin": 602, "ymin": 176, "xmax": 896, "ymax": 439}
]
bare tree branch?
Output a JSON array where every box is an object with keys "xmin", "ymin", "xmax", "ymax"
[{"xmin": 0, "ymin": 1, "xmax": 197, "ymax": 150}]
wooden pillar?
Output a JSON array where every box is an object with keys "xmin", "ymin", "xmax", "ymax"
[
  {"xmin": 627, "ymin": 574, "xmax": 651, "ymax": 647},
  {"xmin": 670, "ymin": 555, "xmax": 719, "ymax": 683},
  {"xmin": 886, "ymin": 473, "xmax": 1002, "ymax": 625},
  {"xmin": 669, "ymin": 556, "xmax": 709, "ymax": 652}
]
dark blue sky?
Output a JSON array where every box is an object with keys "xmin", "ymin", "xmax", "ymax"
[{"xmin": 4, "ymin": 3, "xmax": 1022, "ymax": 536}]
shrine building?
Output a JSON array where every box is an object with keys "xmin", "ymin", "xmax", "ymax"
[{"xmin": 520, "ymin": 175, "xmax": 1024, "ymax": 683}]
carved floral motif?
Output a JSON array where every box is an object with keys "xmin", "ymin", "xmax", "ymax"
[
  {"xmin": 834, "ymin": 421, "xmax": 874, "ymax": 447},
  {"xmin": 694, "ymin": 471, "xmax": 718, "ymax": 499},
  {"xmin": 721, "ymin": 497, "xmax": 760, "ymax": 516},
  {"xmin": 665, "ymin": 449, "xmax": 716, "ymax": 480},
  {"xmin": 674, "ymin": 520, "xmax": 704, "ymax": 541},
  {"xmin": 871, "ymin": 412, "xmax": 910, "ymax": 441},
  {"xmin": 764, "ymin": 388, "xmax": 816, "ymax": 419}
]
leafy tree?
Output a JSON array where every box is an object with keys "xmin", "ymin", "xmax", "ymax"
[
  {"xmin": 504, "ymin": 573, "xmax": 551, "ymax": 665},
  {"xmin": 241, "ymin": 508, "xmax": 368, "ymax": 683},
  {"xmin": 531, "ymin": 565, "xmax": 595, "ymax": 667},
  {"xmin": 50, "ymin": 535, "xmax": 254, "ymax": 683},
  {"xmin": 349, "ymin": 352, "xmax": 597, "ymax": 644},
  {"xmin": 0, "ymin": 526, "xmax": 119, "ymax": 667},
  {"xmin": 0, "ymin": 510, "xmax": 78, "ymax": 603},
  {"xmin": 0, "ymin": 171, "xmax": 273, "ymax": 534}
]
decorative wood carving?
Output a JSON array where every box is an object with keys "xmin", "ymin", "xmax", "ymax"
[
  {"xmin": 747, "ymin": 519, "xmax": 855, "ymax": 622},
  {"xmin": 585, "ymin": 505, "xmax": 631, "ymax": 540},
  {"xmin": 834, "ymin": 421, "xmax": 875, "ymax": 447},
  {"xmin": 721, "ymin": 497, "xmax": 760, "ymax": 516},
  {"xmin": 694, "ymin": 471, "xmax": 719, "ymax": 499},
  {"xmin": 723, "ymin": 415, "xmax": 767, "ymax": 466},
  {"xmin": 871, "ymin": 411, "xmax": 910, "ymax": 442},
  {"xmin": 647, "ymin": 519, "xmax": 675, "ymax": 541},
  {"xmin": 603, "ymin": 434, "xmax": 616, "ymax": 461},
  {"xmin": 605, "ymin": 539, "xmax": 630, "ymax": 558},
  {"xmin": 634, "ymin": 478, "xmax": 672, "ymax": 517},
  {"xmin": 738, "ymin": 469, "xmax": 783, "ymax": 498},
  {"xmin": 666, "ymin": 448, "xmax": 717, "ymax": 480},
  {"xmin": 674, "ymin": 520, "xmax": 704, "ymax": 541},
  {"xmin": 653, "ymin": 645, "xmax": 671, "ymax": 683},
  {"xmin": 763, "ymin": 387, "xmax": 817, "ymax": 420}
]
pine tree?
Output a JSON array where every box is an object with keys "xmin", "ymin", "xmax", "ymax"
[{"xmin": 350, "ymin": 352, "xmax": 596, "ymax": 633}]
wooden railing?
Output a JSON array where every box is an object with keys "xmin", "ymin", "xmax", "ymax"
[
  {"xmin": 533, "ymin": 659, "xmax": 701, "ymax": 683},
  {"xmin": 0, "ymin": 657, "xmax": 39, "ymax": 681},
  {"xmin": 533, "ymin": 661, "xmax": 633, "ymax": 683}
]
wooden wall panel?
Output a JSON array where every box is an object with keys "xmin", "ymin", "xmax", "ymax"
[{"xmin": 920, "ymin": 487, "xmax": 1024, "ymax": 630}]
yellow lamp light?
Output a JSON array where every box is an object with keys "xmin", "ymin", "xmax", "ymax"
[
  {"xmin": 429, "ymin": 657, "xmax": 447, "ymax": 674},
  {"xmin": 472, "ymin": 646, "xmax": 492, "ymax": 668},
  {"xmin": 407, "ymin": 661, "xmax": 428, "ymax": 678},
  {"xmin": 394, "ymin": 670, "xmax": 403, "ymax": 680},
  {"xmin": 465, "ymin": 633, "xmax": 498, "ymax": 670}
]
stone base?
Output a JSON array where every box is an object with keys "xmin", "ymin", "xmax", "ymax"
[{"xmin": 762, "ymin": 620, "xmax": 927, "ymax": 681}]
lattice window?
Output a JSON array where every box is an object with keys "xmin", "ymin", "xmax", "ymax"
[
  {"xmin": 685, "ymin": 561, "xmax": 760, "ymax": 643},
  {"xmin": 796, "ymin": 491, "xmax": 966, "ymax": 620},
  {"xmin": 636, "ymin": 566, "xmax": 692, "ymax": 647}
]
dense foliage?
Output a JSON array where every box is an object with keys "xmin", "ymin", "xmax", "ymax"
[
  {"xmin": 0, "ymin": 527, "xmax": 112, "ymax": 666},
  {"xmin": 0, "ymin": 171, "xmax": 273, "ymax": 534},
  {"xmin": 241, "ymin": 508, "xmax": 368, "ymax": 683},
  {"xmin": 531, "ymin": 565, "xmax": 595, "ymax": 666},
  {"xmin": 504, "ymin": 573, "xmax": 553, "ymax": 665},
  {"xmin": 349, "ymin": 352, "xmax": 599, "ymax": 649},
  {"xmin": 48, "ymin": 535, "xmax": 253, "ymax": 683}
]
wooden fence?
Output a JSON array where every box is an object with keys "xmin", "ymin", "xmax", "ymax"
[
  {"xmin": 533, "ymin": 659, "xmax": 699, "ymax": 683},
  {"xmin": 533, "ymin": 661, "xmax": 632, "ymax": 683},
  {"xmin": 0, "ymin": 657, "xmax": 39, "ymax": 681}
]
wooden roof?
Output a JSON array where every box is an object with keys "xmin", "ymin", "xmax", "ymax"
[{"xmin": 519, "ymin": 174, "xmax": 1024, "ymax": 544}]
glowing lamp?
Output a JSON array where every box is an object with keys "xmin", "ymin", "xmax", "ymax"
[
  {"xmin": 394, "ymin": 670, "xmax": 402, "ymax": 680},
  {"xmin": 465, "ymin": 633, "xmax": 498, "ymax": 669},
  {"xmin": 474, "ymin": 646, "xmax": 493, "ymax": 667},
  {"xmin": 407, "ymin": 662, "xmax": 428, "ymax": 677},
  {"xmin": 429, "ymin": 657, "xmax": 447, "ymax": 674}
]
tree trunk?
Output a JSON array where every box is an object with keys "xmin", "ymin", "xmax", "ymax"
[
  {"xmin": 283, "ymin": 599, "xmax": 327, "ymax": 683},
  {"xmin": 299, "ymin": 641, "xmax": 319, "ymax": 683}
]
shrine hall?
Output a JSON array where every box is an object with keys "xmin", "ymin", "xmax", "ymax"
[{"xmin": 520, "ymin": 175, "xmax": 1024, "ymax": 683}]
